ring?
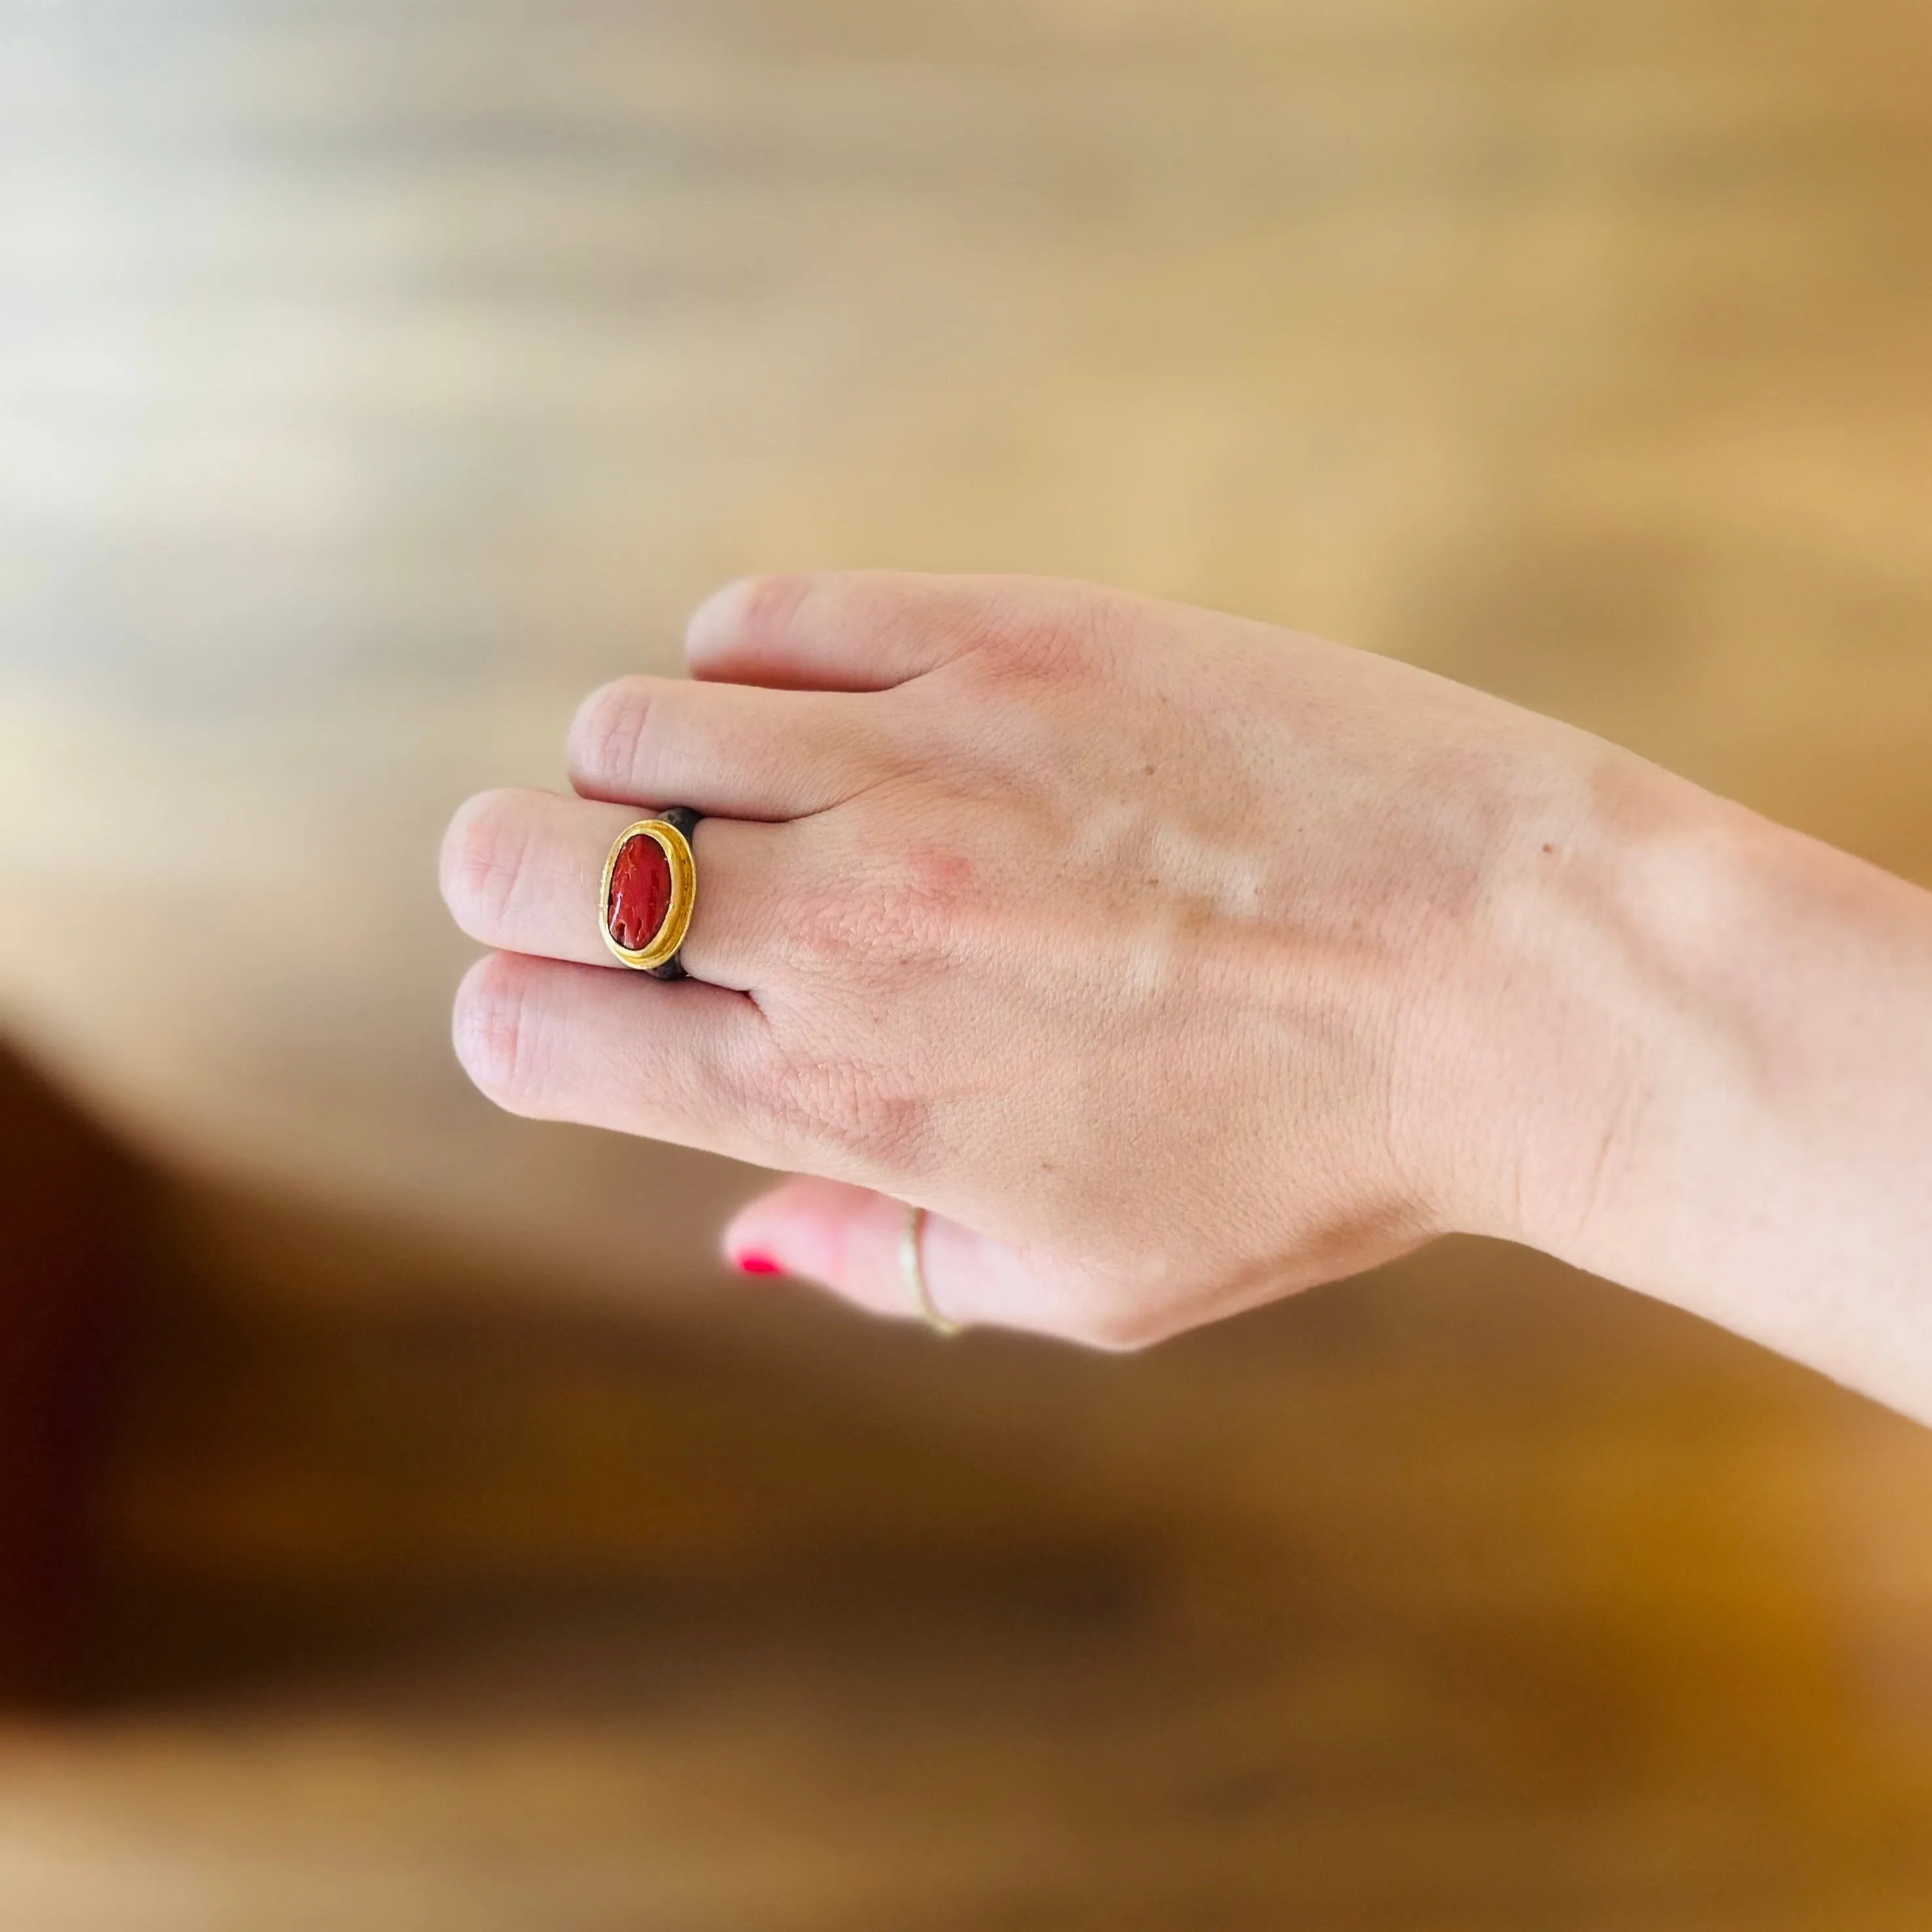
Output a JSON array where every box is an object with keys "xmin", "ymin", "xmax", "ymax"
[
  {"xmin": 898, "ymin": 1205, "xmax": 960, "ymax": 1338},
  {"xmin": 600, "ymin": 807, "xmax": 701, "ymax": 979}
]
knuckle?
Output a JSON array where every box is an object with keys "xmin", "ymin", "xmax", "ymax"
[
  {"xmin": 775, "ymin": 883, "xmax": 894, "ymax": 975},
  {"xmin": 1068, "ymin": 1302, "xmax": 1165, "ymax": 1354},
  {"xmin": 1048, "ymin": 1262, "xmax": 1177, "ymax": 1353},
  {"xmin": 688, "ymin": 571, "xmax": 816, "ymax": 661},
  {"xmin": 964, "ymin": 579, "xmax": 1109, "ymax": 683},
  {"xmin": 762, "ymin": 1048, "xmax": 930, "ymax": 1175},
  {"xmin": 441, "ymin": 790, "xmax": 536, "ymax": 939},
  {"xmin": 570, "ymin": 676, "xmax": 658, "ymax": 789},
  {"xmin": 452, "ymin": 955, "xmax": 545, "ymax": 1114},
  {"xmin": 772, "ymin": 848, "xmax": 968, "ymax": 979},
  {"xmin": 733, "ymin": 570, "xmax": 818, "ymax": 646}
]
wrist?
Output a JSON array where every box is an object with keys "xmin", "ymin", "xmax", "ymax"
[
  {"xmin": 1421, "ymin": 733, "xmax": 1932, "ymax": 1404},
  {"xmin": 1396, "ymin": 735, "xmax": 1722, "ymax": 1269}
]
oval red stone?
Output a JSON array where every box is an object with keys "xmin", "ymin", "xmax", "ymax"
[{"xmin": 606, "ymin": 832, "xmax": 672, "ymax": 952}]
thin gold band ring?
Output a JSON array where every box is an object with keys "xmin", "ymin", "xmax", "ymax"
[{"xmin": 899, "ymin": 1205, "xmax": 960, "ymax": 1338}]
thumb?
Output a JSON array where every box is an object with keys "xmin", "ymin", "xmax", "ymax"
[{"xmin": 722, "ymin": 1176, "xmax": 1061, "ymax": 1338}]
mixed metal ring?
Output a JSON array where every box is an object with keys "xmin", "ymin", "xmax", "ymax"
[{"xmin": 600, "ymin": 807, "xmax": 701, "ymax": 979}]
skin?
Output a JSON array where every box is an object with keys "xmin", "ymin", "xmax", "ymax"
[{"xmin": 441, "ymin": 573, "xmax": 1932, "ymax": 1420}]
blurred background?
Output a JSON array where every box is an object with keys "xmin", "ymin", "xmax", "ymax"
[{"xmin": 3, "ymin": 0, "xmax": 1931, "ymax": 1923}]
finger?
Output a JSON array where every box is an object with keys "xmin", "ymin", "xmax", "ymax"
[
  {"xmin": 568, "ymin": 672, "xmax": 883, "ymax": 821},
  {"xmin": 685, "ymin": 571, "xmax": 1023, "ymax": 693},
  {"xmin": 441, "ymin": 788, "xmax": 791, "ymax": 993},
  {"xmin": 721, "ymin": 1176, "xmax": 1082, "ymax": 1340},
  {"xmin": 452, "ymin": 951, "xmax": 775, "ymax": 1159}
]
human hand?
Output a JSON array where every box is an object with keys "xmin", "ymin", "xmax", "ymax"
[{"xmin": 442, "ymin": 572, "xmax": 1652, "ymax": 1345}]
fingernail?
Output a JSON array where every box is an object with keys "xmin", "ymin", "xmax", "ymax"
[{"xmin": 735, "ymin": 1251, "xmax": 785, "ymax": 1277}]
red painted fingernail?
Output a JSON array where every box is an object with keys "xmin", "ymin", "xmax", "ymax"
[{"xmin": 735, "ymin": 1251, "xmax": 784, "ymax": 1276}]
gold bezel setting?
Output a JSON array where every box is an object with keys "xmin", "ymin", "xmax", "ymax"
[{"xmin": 600, "ymin": 818, "xmax": 697, "ymax": 972}]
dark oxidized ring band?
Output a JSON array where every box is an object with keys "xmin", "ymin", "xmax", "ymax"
[{"xmin": 599, "ymin": 807, "xmax": 701, "ymax": 980}]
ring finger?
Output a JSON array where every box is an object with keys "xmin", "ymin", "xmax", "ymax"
[{"xmin": 441, "ymin": 787, "xmax": 787, "ymax": 993}]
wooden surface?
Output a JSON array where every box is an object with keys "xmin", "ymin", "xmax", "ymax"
[
  {"xmin": 1, "ymin": 0, "xmax": 1931, "ymax": 1925},
  {"xmin": 0, "ymin": 1190, "xmax": 1921, "ymax": 1930},
  {"xmin": 0, "ymin": 1045, "xmax": 138, "ymax": 1702},
  {"xmin": 1, "ymin": 0, "xmax": 1928, "ymax": 1294}
]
